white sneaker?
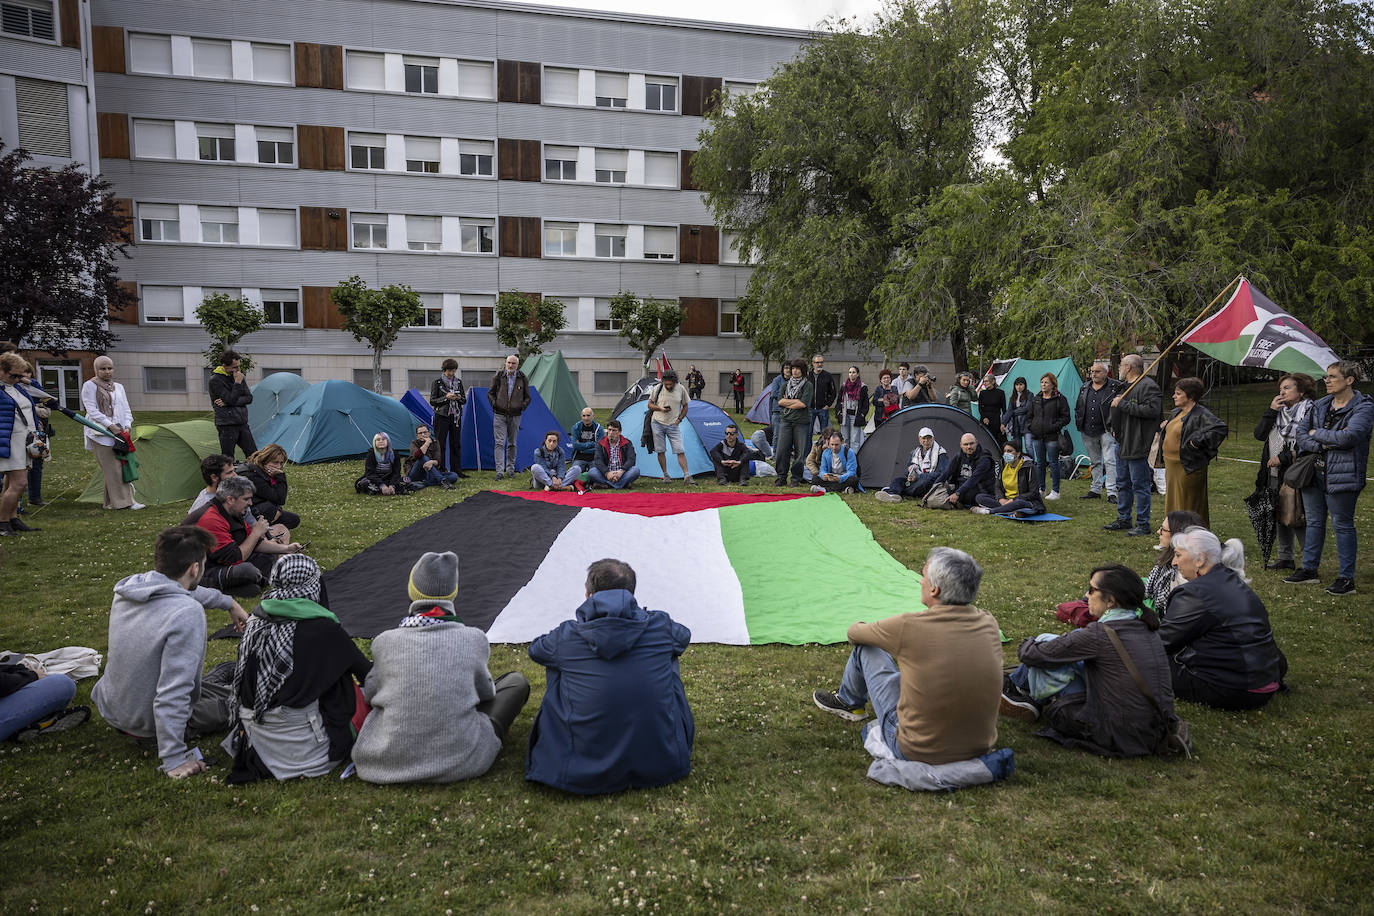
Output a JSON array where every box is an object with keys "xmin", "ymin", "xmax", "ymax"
[
  {"xmin": 874, "ymin": 489, "xmax": 902, "ymax": 503},
  {"xmin": 128, "ymin": 502, "xmax": 147, "ymax": 510},
  {"xmin": 971, "ymin": 506, "xmax": 991, "ymax": 514},
  {"xmin": 1046, "ymin": 490, "xmax": 1060, "ymax": 500},
  {"xmin": 810, "ymin": 485, "xmax": 825, "ymax": 495}
]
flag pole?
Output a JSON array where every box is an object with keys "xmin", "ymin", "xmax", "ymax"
[{"xmin": 1119, "ymin": 274, "xmax": 1245, "ymax": 397}]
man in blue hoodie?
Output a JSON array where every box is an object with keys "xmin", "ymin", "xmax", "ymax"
[{"xmin": 526, "ymin": 559, "xmax": 694, "ymax": 795}]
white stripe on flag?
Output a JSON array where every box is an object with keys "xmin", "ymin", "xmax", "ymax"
[{"xmin": 485, "ymin": 506, "xmax": 750, "ymax": 644}]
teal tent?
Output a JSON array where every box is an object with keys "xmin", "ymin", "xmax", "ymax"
[
  {"xmin": 975, "ymin": 357, "xmax": 1087, "ymax": 457},
  {"xmin": 521, "ymin": 351, "xmax": 587, "ymax": 431},
  {"xmin": 249, "ymin": 372, "xmax": 311, "ymax": 438},
  {"xmin": 256, "ymin": 379, "xmax": 419, "ymax": 463}
]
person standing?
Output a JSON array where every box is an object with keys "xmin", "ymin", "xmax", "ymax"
[
  {"xmin": 81, "ymin": 355, "xmax": 143, "ymax": 511},
  {"xmin": 773, "ymin": 360, "xmax": 814, "ymax": 487},
  {"xmin": 730, "ymin": 369, "xmax": 746, "ymax": 413},
  {"xmin": 901, "ymin": 364, "xmax": 939, "ymax": 406},
  {"xmin": 1288, "ymin": 361, "xmax": 1373, "ymax": 595},
  {"xmin": 871, "ymin": 369, "xmax": 901, "ymax": 428},
  {"xmin": 834, "ymin": 366, "xmax": 870, "ymax": 451},
  {"xmin": 1076, "ymin": 360, "xmax": 1121, "ymax": 503},
  {"xmin": 685, "ymin": 364, "xmax": 705, "ymax": 402},
  {"xmin": 1105, "ymin": 355, "xmax": 1161, "ymax": 537},
  {"xmin": 429, "ymin": 358, "xmax": 468, "ymax": 477},
  {"xmin": 1159, "ymin": 377, "xmax": 1228, "ymax": 527},
  {"xmin": 977, "ymin": 373, "xmax": 1007, "ymax": 448},
  {"xmin": 1004, "ymin": 377, "xmax": 1034, "ymax": 453},
  {"xmin": 946, "ymin": 373, "xmax": 974, "ymax": 414},
  {"xmin": 648, "ymin": 372, "xmax": 694, "ymax": 486},
  {"xmin": 808, "ymin": 355, "xmax": 836, "ymax": 442},
  {"xmin": 1252, "ymin": 373, "xmax": 1317, "ymax": 570},
  {"xmin": 488, "ymin": 355, "xmax": 530, "ymax": 481},
  {"xmin": 208, "ymin": 350, "xmax": 256, "ymax": 459},
  {"xmin": 0, "ymin": 354, "xmax": 39, "ymax": 536},
  {"xmin": 1027, "ymin": 373, "xmax": 1071, "ymax": 500}
]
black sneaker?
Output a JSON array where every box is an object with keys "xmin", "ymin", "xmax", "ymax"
[
  {"xmin": 1264, "ymin": 559, "xmax": 1295, "ymax": 571},
  {"xmin": 1284, "ymin": 569, "xmax": 1320, "ymax": 585},
  {"xmin": 9, "ymin": 517, "xmax": 39, "ymax": 532},
  {"xmin": 1107, "ymin": 494, "xmax": 1118, "ymax": 504},
  {"xmin": 1078, "ymin": 491, "xmax": 1101, "ymax": 500},
  {"xmin": 812, "ymin": 690, "xmax": 868, "ymax": 721},
  {"xmin": 15, "ymin": 706, "xmax": 90, "ymax": 742},
  {"xmin": 1326, "ymin": 577, "xmax": 1356, "ymax": 596},
  {"xmin": 1126, "ymin": 525, "xmax": 1152, "ymax": 537},
  {"xmin": 1102, "ymin": 519, "xmax": 1132, "ymax": 531}
]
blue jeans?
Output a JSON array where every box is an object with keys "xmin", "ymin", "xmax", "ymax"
[
  {"xmin": 588, "ymin": 466, "xmax": 640, "ymax": 489},
  {"xmin": 1006, "ymin": 655, "xmax": 1086, "ymax": 703},
  {"xmin": 811, "ymin": 408, "xmax": 831, "ymax": 439},
  {"xmin": 1301, "ymin": 485, "xmax": 1359, "ymax": 579},
  {"xmin": 411, "ymin": 466, "xmax": 458, "ymax": 489},
  {"xmin": 1082, "ymin": 431, "xmax": 1118, "ymax": 495},
  {"xmin": 887, "ymin": 471, "xmax": 939, "ymax": 499},
  {"xmin": 0, "ymin": 674, "xmax": 76, "ymax": 741},
  {"xmin": 835, "ymin": 645, "xmax": 906, "ymax": 760},
  {"xmin": 1032, "ymin": 438, "xmax": 1061, "ymax": 492},
  {"xmin": 840, "ymin": 417, "xmax": 865, "ymax": 451},
  {"xmin": 532, "ymin": 465, "xmax": 579, "ymax": 488},
  {"xmin": 1115, "ymin": 457, "xmax": 1153, "ymax": 527},
  {"xmin": 774, "ymin": 420, "xmax": 810, "ymax": 484}
]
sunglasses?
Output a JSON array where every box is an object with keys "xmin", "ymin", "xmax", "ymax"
[{"xmin": 1086, "ymin": 585, "xmax": 1105, "ymax": 596}]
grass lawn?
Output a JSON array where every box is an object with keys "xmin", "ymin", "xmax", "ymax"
[{"xmin": 1, "ymin": 384, "xmax": 1370, "ymax": 913}]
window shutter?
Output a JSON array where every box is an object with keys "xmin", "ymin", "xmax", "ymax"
[
  {"xmin": 98, "ymin": 112, "xmax": 130, "ymax": 159},
  {"xmin": 191, "ymin": 38, "xmax": 232, "ymax": 78},
  {"xmin": 257, "ymin": 209, "xmax": 297, "ymax": 246},
  {"xmin": 252, "ymin": 43, "xmax": 292, "ymax": 84},
  {"xmin": 680, "ymin": 298, "xmax": 719, "ymax": 336},
  {"xmin": 458, "ymin": 60, "xmax": 494, "ymax": 99},
  {"xmin": 15, "ymin": 78, "xmax": 70, "ymax": 156},
  {"xmin": 141, "ymin": 286, "xmax": 185, "ymax": 321},
  {"xmin": 643, "ymin": 152, "xmax": 677, "ymax": 187},
  {"xmin": 128, "ymin": 33, "xmax": 172, "ymax": 74},
  {"xmin": 543, "ymin": 67, "xmax": 578, "ymax": 104},
  {"xmin": 132, "ymin": 119, "xmax": 175, "ymax": 159},
  {"xmin": 343, "ymin": 49, "xmax": 383, "ymax": 90}
]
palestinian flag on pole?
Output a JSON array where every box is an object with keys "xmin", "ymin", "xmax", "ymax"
[
  {"xmin": 325, "ymin": 491, "xmax": 925, "ymax": 644},
  {"xmin": 1184, "ymin": 277, "xmax": 1340, "ymax": 375}
]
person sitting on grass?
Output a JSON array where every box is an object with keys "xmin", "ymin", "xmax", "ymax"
[
  {"xmin": 531, "ymin": 431, "xmax": 578, "ymax": 492},
  {"xmin": 91, "ymin": 526, "xmax": 249, "ymax": 778},
  {"xmin": 709, "ymin": 424, "xmax": 759, "ymax": 486},
  {"xmin": 875, "ymin": 427, "xmax": 947, "ymax": 503},
  {"xmin": 526, "ymin": 559, "xmax": 694, "ymax": 795},
  {"xmin": 186, "ymin": 476, "xmax": 303, "ymax": 593},
  {"xmin": 813, "ymin": 547, "xmax": 1003, "ymax": 765},
  {"xmin": 188, "ymin": 454, "xmax": 290, "ymax": 546},
  {"xmin": 933, "ymin": 434, "xmax": 996, "ymax": 510},
  {"xmin": 1144, "ymin": 509, "xmax": 1204, "ymax": 618},
  {"xmin": 971, "ymin": 441, "xmax": 1046, "ymax": 517},
  {"xmin": 999, "ymin": 565, "xmax": 1179, "ymax": 758},
  {"xmin": 351, "ymin": 551, "xmax": 531, "ymax": 784},
  {"xmin": 1, "ymin": 659, "xmax": 87, "ymax": 742},
  {"xmin": 223, "ymin": 554, "xmax": 372, "ymax": 783},
  {"xmin": 809, "ymin": 430, "xmax": 859, "ymax": 494},
  {"xmin": 238, "ymin": 443, "xmax": 300, "ymax": 530},
  {"xmin": 356, "ymin": 432, "xmax": 408, "ymax": 495},
  {"xmin": 567, "ymin": 407, "xmax": 604, "ymax": 477},
  {"xmin": 801, "ymin": 426, "xmax": 839, "ymax": 483},
  {"xmin": 588, "ymin": 420, "xmax": 640, "ymax": 491},
  {"xmin": 406, "ymin": 424, "xmax": 459, "ymax": 490}
]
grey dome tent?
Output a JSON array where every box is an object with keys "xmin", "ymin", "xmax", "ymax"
[
  {"xmin": 856, "ymin": 404, "xmax": 1000, "ymax": 490},
  {"xmin": 611, "ymin": 376, "xmax": 660, "ymax": 419}
]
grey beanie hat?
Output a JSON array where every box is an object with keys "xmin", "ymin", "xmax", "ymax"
[{"xmin": 408, "ymin": 551, "xmax": 460, "ymax": 602}]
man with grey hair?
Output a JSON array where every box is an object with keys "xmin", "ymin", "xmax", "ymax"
[
  {"xmin": 1104, "ymin": 354, "xmax": 1161, "ymax": 536},
  {"xmin": 488, "ymin": 354, "xmax": 530, "ymax": 480},
  {"xmin": 1076, "ymin": 359, "xmax": 1121, "ymax": 502},
  {"xmin": 813, "ymin": 547, "xmax": 1003, "ymax": 764},
  {"xmin": 185, "ymin": 476, "xmax": 303, "ymax": 590}
]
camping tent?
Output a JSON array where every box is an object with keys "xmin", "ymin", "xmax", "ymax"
[
  {"xmin": 459, "ymin": 385, "xmax": 564, "ymax": 472},
  {"xmin": 78, "ymin": 419, "xmax": 221, "ymax": 506},
  {"xmin": 610, "ymin": 382, "xmax": 736, "ymax": 456},
  {"xmin": 400, "ymin": 388, "xmax": 433, "ymax": 426},
  {"xmin": 745, "ymin": 386, "xmax": 775, "ymax": 425},
  {"xmin": 855, "ymin": 404, "xmax": 1000, "ymax": 490},
  {"xmin": 248, "ymin": 372, "xmax": 311, "ymax": 438},
  {"xmin": 611, "ymin": 376, "xmax": 660, "ymax": 419},
  {"xmin": 614, "ymin": 400, "xmax": 714, "ymax": 478},
  {"xmin": 521, "ymin": 351, "xmax": 588, "ymax": 431},
  {"xmin": 255, "ymin": 379, "xmax": 419, "ymax": 463},
  {"xmin": 975, "ymin": 357, "xmax": 1086, "ymax": 457}
]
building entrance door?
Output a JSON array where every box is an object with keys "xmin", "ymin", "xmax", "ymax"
[{"xmin": 37, "ymin": 363, "xmax": 83, "ymax": 411}]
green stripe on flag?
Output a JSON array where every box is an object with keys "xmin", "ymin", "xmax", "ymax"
[
  {"xmin": 1188, "ymin": 335, "xmax": 1254, "ymax": 366},
  {"xmin": 717, "ymin": 495, "xmax": 927, "ymax": 644}
]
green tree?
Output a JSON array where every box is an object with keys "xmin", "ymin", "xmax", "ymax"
[
  {"xmin": 494, "ymin": 291, "xmax": 567, "ymax": 362},
  {"xmin": 0, "ymin": 143, "xmax": 133, "ymax": 353},
  {"xmin": 609, "ymin": 291, "xmax": 684, "ymax": 371},
  {"xmin": 330, "ymin": 276, "xmax": 424, "ymax": 393},
  {"xmin": 194, "ymin": 292, "xmax": 265, "ymax": 371}
]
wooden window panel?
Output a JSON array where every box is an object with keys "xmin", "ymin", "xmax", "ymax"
[
  {"xmin": 499, "ymin": 138, "xmax": 541, "ymax": 181},
  {"xmin": 496, "ymin": 60, "xmax": 520, "ymax": 103},
  {"xmin": 680, "ymin": 149, "xmax": 698, "ymax": 191},
  {"xmin": 520, "ymin": 217, "xmax": 541, "ymax": 257},
  {"xmin": 59, "ymin": 0, "xmax": 79, "ymax": 48},
  {"xmin": 97, "ymin": 113, "xmax": 130, "ymax": 159},
  {"xmin": 679, "ymin": 225, "xmax": 720, "ymax": 264},
  {"xmin": 108, "ymin": 282, "xmax": 138, "ymax": 325},
  {"xmin": 298, "ymin": 125, "xmax": 344, "ymax": 170},
  {"xmin": 518, "ymin": 61, "xmax": 540, "ymax": 103},
  {"xmin": 319, "ymin": 45, "xmax": 343, "ymax": 90},
  {"xmin": 299, "ymin": 207, "xmax": 348, "ymax": 251},
  {"xmin": 294, "ymin": 42, "xmax": 322, "ymax": 88},
  {"xmin": 110, "ymin": 197, "xmax": 133, "ymax": 244},
  {"xmin": 679, "ymin": 297, "xmax": 719, "ymax": 336},
  {"xmin": 682, "ymin": 75, "xmax": 723, "ymax": 117},
  {"xmin": 92, "ymin": 26, "xmax": 125, "ymax": 74},
  {"xmin": 303, "ymin": 286, "xmax": 344, "ymax": 330}
]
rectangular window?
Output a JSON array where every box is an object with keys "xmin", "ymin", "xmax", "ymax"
[
  {"xmin": 543, "ymin": 67, "xmax": 578, "ymax": 104},
  {"xmin": 461, "ymin": 294, "xmax": 495, "ymax": 329},
  {"xmin": 408, "ymin": 368, "xmax": 443, "ymax": 392},
  {"xmin": 1, "ymin": 0, "xmax": 54, "ymax": 40},
  {"xmin": 132, "ymin": 119, "xmax": 176, "ymax": 159},
  {"xmin": 595, "ymin": 72, "xmax": 628, "ymax": 108},
  {"xmin": 261, "ymin": 367, "xmax": 302, "ymax": 377},
  {"xmin": 643, "ymin": 151, "xmax": 677, "ymax": 188},
  {"xmin": 200, "ymin": 206, "xmax": 239, "ymax": 244},
  {"xmin": 15, "ymin": 78, "xmax": 69, "ymax": 157},
  {"xmin": 543, "ymin": 223, "xmax": 577, "ymax": 258},
  {"xmin": 460, "ymin": 219, "xmax": 494, "ymax": 254},
  {"xmin": 595, "ymin": 225, "xmax": 626, "ymax": 259},
  {"xmin": 404, "ymin": 57, "xmax": 439, "ymax": 94},
  {"xmin": 458, "ymin": 140, "xmax": 494, "ymax": 177},
  {"xmin": 261, "ymin": 290, "xmax": 300, "ymax": 326},
  {"xmin": 196, "ymin": 123, "xmax": 235, "ymax": 161},
  {"xmin": 352, "ymin": 369, "xmax": 392, "ymax": 392},
  {"xmin": 251, "ymin": 43, "xmax": 292, "ymax": 84},
  {"xmin": 144, "ymin": 366, "xmax": 188, "ymax": 393},
  {"xmin": 410, "ymin": 293, "xmax": 444, "ymax": 327},
  {"xmin": 406, "ymin": 215, "xmax": 441, "ymax": 251},
  {"xmin": 643, "ymin": 226, "xmax": 676, "ymax": 261},
  {"xmin": 718, "ymin": 371, "xmax": 752, "ymax": 396},
  {"xmin": 645, "ymin": 77, "xmax": 678, "ymax": 112},
  {"xmin": 351, "ymin": 214, "xmax": 388, "ymax": 249},
  {"xmin": 594, "ymin": 148, "xmax": 627, "ymax": 184},
  {"xmin": 349, "ymin": 133, "xmax": 386, "ymax": 170},
  {"xmin": 720, "ymin": 300, "xmax": 740, "ymax": 334},
  {"xmin": 593, "ymin": 298, "xmax": 621, "ymax": 332},
  {"xmin": 404, "ymin": 136, "xmax": 440, "ymax": 173},
  {"xmin": 128, "ymin": 33, "xmax": 173, "ymax": 74},
  {"xmin": 141, "ymin": 286, "xmax": 185, "ymax": 322},
  {"xmin": 544, "ymin": 145, "xmax": 577, "ymax": 181},
  {"xmin": 594, "ymin": 370, "xmax": 628, "ymax": 394},
  {"xmin": 346, "ymin": 51, "xmax": 385, "ymax": 91},
  {"xmin": 137, "ymin": 203, "xmax": 180, "ymax": 242},
  {"xmin": 256, "ymin": 126, "xmax": 294, "ymax": 165},
  {"xmin": 257, "ymin": 208, "xmax": 297, "ymax": 247},
  {"xmin": 191, "ymin": 38, "xmax": 233, "ymax": 79},
  {"xmin": 722, "ymin": 230, "xmax": 747, "ymax": 264},
  {"xmin": 457, "ymin": 60, "xmax": 494, "ymax": 99}
]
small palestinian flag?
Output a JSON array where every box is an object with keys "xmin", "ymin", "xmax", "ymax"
[
  {"xmin": 325, "ymin": 490, "xmax": 926, "ymax": 644},
  {"xmin": 1185, "ymin": 278, "xmax": 1340, "ymax": 376}
]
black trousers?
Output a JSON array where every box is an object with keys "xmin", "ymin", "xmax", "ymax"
[
  {"xmin": 433, "ymin": 414, "xmax": 462, "ymax": 472},
  {"xmin": 476, "ymin": 671, "xmax": 531, "ymax": 741},
  {"xmin": 1170, "ymin": 660, "xmax": 1276, "ymax": 711},
  {"xmin": 218, "ymin": 424, "xmax": 258, "ymax": 460}
]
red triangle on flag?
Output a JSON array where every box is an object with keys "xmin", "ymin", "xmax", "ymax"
[{"xmin": 1187, "ymin": 278, "xmax": 1260, "ymax": 344}]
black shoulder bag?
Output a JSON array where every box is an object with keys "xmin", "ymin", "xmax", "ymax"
[{"xmin": 1103, "ymin": 626, "xmax": 1193, "ymax": 758}]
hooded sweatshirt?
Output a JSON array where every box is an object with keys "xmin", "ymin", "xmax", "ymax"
[
  {"xmin": 92, "ymin": 571, "xmax": 236, "ymax": 771},
  {"xmin": 526, "ymin": 588, "xmax": 694, "ymax": 794}
]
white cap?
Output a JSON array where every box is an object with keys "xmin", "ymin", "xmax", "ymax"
[{"xmin": 919, "ymin": 427, "xmax": 935, "ymax": 438}]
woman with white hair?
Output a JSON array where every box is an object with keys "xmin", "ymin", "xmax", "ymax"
[{"xmin": 1158, "ymin": 527, "xmax": 1286, "ymax": 710}]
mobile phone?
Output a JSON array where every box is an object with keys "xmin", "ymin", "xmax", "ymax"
[{"xmin": 296, "ymin": 540, "xmax": 311, "ymax": 551}]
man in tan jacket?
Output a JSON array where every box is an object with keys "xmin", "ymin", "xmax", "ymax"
[{"xmin": 813, "ymin": 547, "xmax": 1003, "ymax": 764}]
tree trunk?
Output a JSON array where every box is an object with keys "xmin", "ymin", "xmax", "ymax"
[
  {"xmin": 949, "ymin": 324, "xmax": 969, "ymax": 374},
  {"xmin": 373, "ymin": 347, "xmax": 384, "ymax": 394}
]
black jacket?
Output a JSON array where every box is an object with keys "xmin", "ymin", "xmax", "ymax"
[
  {"xmin": 428, "ymin": 375, "xmax": 466, "ymax": 418},
  {"xmin": 1075, "ymin": 379, "xmax": 1122, "ymax": 433},
  {"xmin": 1110, "ymin": 375, "xmax": 1162, "ymax": 460},
  {"xmin": 1027, "ymin": 392, "xmax": 1071, "ymax": 441},
  {"xmin": 809, "ymin": 369, "xmax": 836, "ymax": 410},
  {"xmin": 208, "ymin": 371, "xmax": 253, "ymax": 427},
  {"xmin": 1164, "ymin": 404, "xmax": 1228, "ymax": 474},
  {"xmin": 833, "ymin": 384, "xmax": 870, "ymax": 425},
  {"xmin": 1159, "ymin": 566, "xmax": 1285, "ymax": 693},
  {"xmin": 239, "ymin": 462, "xmax": 289, "ymax": 514},
  {"xmin": 995, "ymin": 459, "xmax": 1046, "ymax": 514},
  {"xmin": 360, "ymin": 451, "xmax": 404, "ymax": 488},
  {"xmin": 938, "ymin": 447, "xmax": 997, "ymax": 503}
]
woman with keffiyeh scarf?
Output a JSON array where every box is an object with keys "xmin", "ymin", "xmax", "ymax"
[
  {"xmin": 223, "ymin": 555, "xmax": 372, "ymax": 783},
  {"xmin": 833, "ymin": 367, "xmax": 870, "ymax": 451},
  {"xmin": 355, "ymin": 432, "xmax": 408, "ymax": 494},
  {"xmin": 1253, "ymin": 373, "xmax": 1317, "ymax": 570}
]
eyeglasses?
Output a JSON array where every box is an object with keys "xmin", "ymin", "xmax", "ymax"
[
  {"xmin": 1159, "ymin": 526, "xmax": 1171, "ymax": 534},
  {"xmin": 1086, "ymin": 585, "xmax": 1104, "ymax": 596}
]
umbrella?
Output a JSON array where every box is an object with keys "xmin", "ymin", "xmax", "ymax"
[{"xmin": 1243, "ymin": 486, "xmax": 1276, "ymax": 565}]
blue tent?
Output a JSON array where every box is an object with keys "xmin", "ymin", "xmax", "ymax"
[
  {"xmin": 248, "ymin": 372, "xmax": 311, "ymax": 438},
  {"xmin": 684, "ymin": 399, "xmax": 734, "ymax": 454},
  {"xmin": 400, "ymin": 388, "xmax": 433, "ymax": 425},
  {"xmin": 256, "ymin": 379, "xmax": 419, "ymax": 463},
  {"xmin": 459, "ymin": 386, "xmax": 563, "ymax": 472},
  {"xmin": 745, "ymin": 385, "xmax": 775, "ymax": 425},
  {"xmin": 615, "ymin": 400, "xmax": 714, "ymax": 479}
]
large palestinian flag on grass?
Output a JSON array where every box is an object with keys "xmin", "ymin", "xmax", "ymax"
[
  {"xmin": 324, "ymin": 491, "xmax": 925, "ymax": 644},
  {"xmin": 1184, "ymin": 277, "xmax": 1340, "ymax": 376}
]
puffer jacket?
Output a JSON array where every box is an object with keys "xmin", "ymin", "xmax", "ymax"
[{"xmin": 1296, "ymin": 391, "xmax": 1373, "ymax": 494}]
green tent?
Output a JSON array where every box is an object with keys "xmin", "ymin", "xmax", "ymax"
[
  {"xmin": 78, "ymin": 419, "xmax": 222, "ymax": 507},
  {"xmin": 521, "ymin": 351, "xmax": 588, "ymax": 431},
  {"xmin": 974, "ymin": 356, "xmax": 1087, "ymax": 457}
]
